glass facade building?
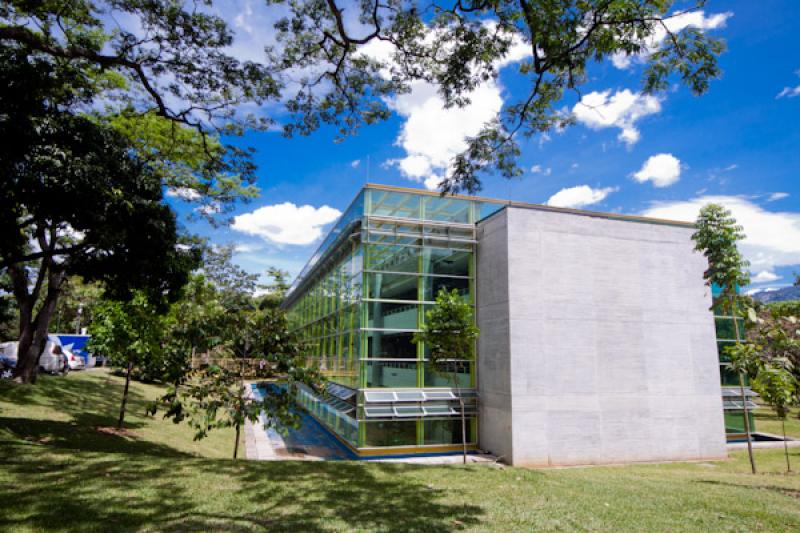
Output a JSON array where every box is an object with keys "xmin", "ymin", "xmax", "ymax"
[
  {"xmin": 284, "ymin": 184, "xmax": 740, "ymax": 457},
  {"xmin": 283, "ymin": 185, "xmax": 501, "ymax": 455}
]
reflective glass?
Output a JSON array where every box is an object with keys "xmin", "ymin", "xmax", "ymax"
[
  {"xmin": 365, "ymin": 360, "xmax": 419, "ymax": 387},
  {"xmin": 366, "ymin": 244, "xmax": 419, "ymax": 273},
  {"xmin": 422, "ymin": 276, "xmax": 469, "ymax": 301},
  {"xmin": 424, "ymin": 361, "xmax": 472, "ymax": 388},
  {"xmin": 367, "ymin": 331, "xmax": 417, "ymax": 358},
  {"xmin": 369, "ymin": 190, "xmax": 421, "ymax": 219},
  {"xmin": 422, "ymin": 195, "xmax": 471, "ymax": 223},
  {"xmin": 364, "ymin": 420, "xmax": 417, "ymax": 447},
  {"xmin": 423, "ymin": 418, "xmax": 475, "ymax": 445},
  {"xmin": 367, "ymin": 273, "xmax": 419, "ymax": 300},
  {"xmin": 367, "ymin": 301, "xmax": 420, "ymax": 330},
  {"xmin": 422, "ymin": 248, "xmax": 470, "ymax": 276}
]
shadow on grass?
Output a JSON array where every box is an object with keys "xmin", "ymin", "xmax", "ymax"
[
  {"xmin": 0, "ymin": 371, "xmax": 143, "ymax": 416},
  {"xmin": 695, "ymin": 479, "xmax": 800, "ymax": 500},
  {"xmin": 0, "ymin": 417, "xmax": 189, "ymax": 457},
  {"xmin": 0, "ymin": 445, "xmax": 485, "ymax": 532}
]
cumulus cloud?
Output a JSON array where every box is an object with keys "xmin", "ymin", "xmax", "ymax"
[
  {"xmin": 572, "ymin": 89, "xmax": 661, "ymax": 145},
  {"xmin": 611, "ymin": 10, "xmax": 732, "ymax": 69},
  {"xmin": 768, "ymin": 192, "xmax": 789, "ymax": 202},
  {"xmin": 546, "ymin": 185, "xmax": 618, "ymax": 208},
  {"xmin": 166, "ymin": 187, "xmax": 201, "ymax": 201},
  {"xmin": 632, "ymin": 153, "xmax": 681, "ymax": 187},
  {"xmin": 642, "ymin": 195, "xmax": 800, "ymax": 272},
  {"xmin": 531, "ymin": 165, "xmax": 552, "ymax": 176},
  {"xmin": 751, "ymin": 271, "xmax": 781, "ymax": 284},
  {"xmin": 360, "ymin": 28, "xmax": 531, "ymax": 190},
  {"xmin": 232, "ymin": 202, "xmax": 341, "ymax": 245}
]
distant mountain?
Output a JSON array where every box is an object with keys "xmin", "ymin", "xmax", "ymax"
[{"xmin": 750, "ymin": 285, "xmax": 800, "ymax": 303}]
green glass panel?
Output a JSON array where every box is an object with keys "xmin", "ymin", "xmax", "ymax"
[
  {"xmin": 364, "ymin": 360, "xmax": 419, "ymax": 387},
  {"xmin": 715, "ymin": 317, "xmax": 744, "ymax": 340},
  {"xmin": 369, "ymin": 190, "xmax": 421, "ymax": 219},
  {"xmin": 720, "ymin": 365, "xmax": 740, "ymax": 386},
  {"xmin": 367, "ymin": 272, "xmax": 419, "ymax": 300},
  {"xmin": 423, "ymin": 418, "xmax": 475, "ymax": 445},
  {"xmin": 724, "ymin": 410, "xmax": 756, "ymax": 434},
  {"xmin": 364, "ymin": 420, "xmax": 418, "ymax": 447},
  {"xmin": 367, "ymin": 331, "xmax": 417, "ymax": 358},
  {"xmin": 367, "ymin": 301, "xmax": 420, "ymax": 330},
  {"xmin": 422, "ymin": 248, "xmax": 470, "ymax": 276},
  {"xmin": 424, "ymin": 361, "xmax": 472, "ymax": 388},
  {"xmin": 422, "ymin": 195, "xmax": 471, "ymax": 223},
  {"xmin": 422, "ymin": 276, "xmax": 470, "ymax": 301},
  {"xmin": 366, "ymin": 244, "xmax": 420, "ymax": 273}
]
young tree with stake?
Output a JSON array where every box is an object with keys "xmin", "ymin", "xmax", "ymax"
[
  {"xmin": 693, "ymin": 203, "xmax": 756, "ymax": 474},
  {"xmin": 413, "ymin": 289, "xmax": 479, "ymax": 464}
]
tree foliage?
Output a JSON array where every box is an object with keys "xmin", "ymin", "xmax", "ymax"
[
  {"xmin": 413, "ymin": 288, "xmax": 478, "ymax": 365},
  {"xmin": 268, "ymin": 0, "xmax": 727, "ymax": 192},
  {"xmin": 692, "ymin": 202, "xmax": 756, "ymax": 473}
]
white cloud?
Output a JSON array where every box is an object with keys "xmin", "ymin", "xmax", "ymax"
[
  {"xmin": 768, "ymin": 192, "xmax": 789, "ymax": 202},
  {"xmin": 361, "ymin": 27, "xmax": 531, "ymax": 191},
  {"xmin": 351, "ymin": 159, "xmax": 361, "ymax": 168},
  {"xmin": 777, "ymin": 86, "xmax": 800, "ymax": 99},
  {"xmin": 233, "ymin": 242, "xmax": 263, "ymax": 253},
  {"xmin": 611, "ymin": 10, "xmax": 733, "ymax": 69},
  {"xmin": 232, "ymin": 202, "xmax": 341, "ymax": 245},
  {"xmin": 572, "ymin": 89, "xmax": 661, "ymax": 145},
  {"xmin": 166, "ymin": 187, "xmax": 201, "ymax": 201},
  {"xmin": 546, "ymin": 185, "xmax": 618, "ymax": 208},
  {"xmin": 632, "ymin": 153, "xmax": 681, "ymax": 187},
  {"xmin": 751, "ymin": 271, "xmax": 781, "ymax": 284},
  {"xmin": 642, "ymin": 195, "xmax": 800, "ymax": 272},
  {"xmin": 531, "ymin": 165, "xmax": 552, "ymax": 176}
]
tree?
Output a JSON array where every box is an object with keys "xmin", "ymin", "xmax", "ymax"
[
  {"xmin": 1, "ymin": 1, "xmax": 273, "ymax": 207},
  {"xmin": 0, "ymin": 45, "xmax": 201, "ymax": 383},
  {"xmin": 88, "ymin": 293, "xmax": 166, "ymax": 429},
  {"xmin": 413, "ymin": 288, "xmax": 479, "ymax": 463},
  {"xmin": 693, "ymin": 203, "xmax": 756, "ymax": 473},
  {"xmin": 258, "ymin": 267, "xmax": 292, "ymax": 310},
  {"xmin": 202, "ymin": 245, "xmax": 259, "ymax": 311},
  {"xmin": 156, "ymin": 308, "xmax": 319, "ymax": 459},
  {"xmin": 268, "ymin": 0, "xmax": 726, "ymax": 192},
  {"xmin": 752, "ymin": 360, "xmax": 797, "ymax": 472},
  {"xmin": 52, "ymin": 276, "xmax": 104, "ymax": 334}
]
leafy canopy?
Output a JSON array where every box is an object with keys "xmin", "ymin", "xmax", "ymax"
[{"xmin": 413, "ymin": 288, "xmax": 479, "ymax": 366}]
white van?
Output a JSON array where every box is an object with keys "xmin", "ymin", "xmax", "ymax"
[{"xmin": 0, "ymin": 339, "xmax": 68, "ymax": 375}]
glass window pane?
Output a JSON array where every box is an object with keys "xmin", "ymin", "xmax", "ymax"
[
  {"xmin": 367, "ymin": 273, "xmax": 419, "ymax": 300},
  {"xmin": 367, "ymin": 331, "xmax": 417, "ymax": 358},
  {"xmin": 369, "ymin": 190, "xmax": 421, "ymax": 219},
  {"xmin": 424, "ymin": 361, "xmax": 472, "ymax": 388},
  {"xmin": 364, "ymin": 420, "xmax": 418, "ymax": 447},
  {"xmin": 423, "ymin": 276, "xmax": 469, "ymax": 301},
  {"xmin": 367, "ymin": 301, "xmax": 419, "ymax": 330},
  {"xmin": 366, "ymin": 244, "xmax": 419, "ymax": 273},
  {"xmin": 423, "ymin": 418, "xmax": 475, "ymax": 445},
  {"xmin": 422, "ymin": 248, "xmax": 470, "ymax": 276},
  {"xmin": 365, "ymin": 360, "xmax": 419, "ymax": 387},
  {"xmin": 422, "ymin": 196, "xmax": 471, "ymax": 223}
]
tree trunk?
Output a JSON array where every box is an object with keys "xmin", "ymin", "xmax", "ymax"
[
  {"xmin": 234, "ymin": 422, "xmax": 241, "ymax": 459},
  {"xmin": 11, "ymin": 265, "xmax": 64, "ymax": 384},
  {"xmin": 460, "ymin": 397, "xmax": 467, "ymax": 465},
  {"xmin": 783, "ymin": 418, "xmax": 791, "ymax": 473},
  {"xmin": 731, "ymin": 295, "xmax": 756, "ymax": 474},
  {"xmin": 118, "ymin": 360, "xmax": 133, "ymax": 429}
]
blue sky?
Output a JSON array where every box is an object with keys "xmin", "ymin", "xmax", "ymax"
[{"xmin": 166, "ymin": 1, "xmax": 800, "ymax": 292}]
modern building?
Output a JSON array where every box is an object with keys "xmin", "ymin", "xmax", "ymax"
[{"xmin": 282, "ymin": 183, "xmax": 734, "ymax": 466}]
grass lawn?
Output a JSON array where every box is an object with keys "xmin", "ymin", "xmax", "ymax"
[
  {"xmin": 755, "ymin": 405, "xmax": 800, "ymax": 439},
  {"xmin": 1, "ymin": 370, "xmax": 799, "ymax": 532}
]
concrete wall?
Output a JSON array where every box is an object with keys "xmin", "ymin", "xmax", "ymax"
[{"xmin": 476, "ymin": 207, "xmax": 727, "ymax": 467}]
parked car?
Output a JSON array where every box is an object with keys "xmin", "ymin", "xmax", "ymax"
[
  {"xmin": 62, "ymin": 347, "xmax": 85, "ymax": 370},
  {"xmin": 0, "ymin": 339, "xmax": 68, "ymax": 375}
]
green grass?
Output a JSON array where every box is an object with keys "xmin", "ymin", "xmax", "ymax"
[
  {"xmin": 756, "ymin": 405, "xmax": 800, "ymax": 439},
  {"xmin": 1, "ymin": 370, "xmax": 799, "ymax": 532}
]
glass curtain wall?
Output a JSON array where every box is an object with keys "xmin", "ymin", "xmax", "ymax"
[
  {"xmin": 285, "ymin": 186, "xmax": 503, "ymax": 452},
  {"xmin": 712, "ymin": 285, "xmax": 756, "ymax": 435}
]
